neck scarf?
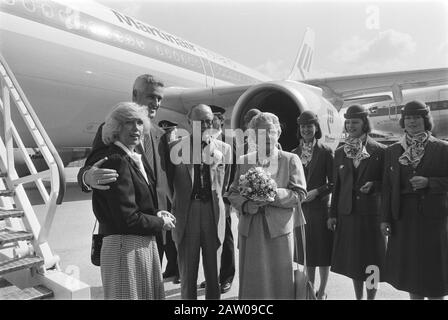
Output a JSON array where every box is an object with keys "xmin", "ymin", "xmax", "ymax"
[
  {"xmin": 398, "ymin": 131, "xmax": 429, "ymax": 168},
  {"xmin": 300, "ymin": 139, "xmax": 315, "ymax": 167},
  {"xmin": 344, "ymin": 134, "xmax": 370, "ymax": 168}
]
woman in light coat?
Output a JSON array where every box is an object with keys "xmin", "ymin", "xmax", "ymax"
[{"xmin": 228, "ymin": 112, "xmax": 307, "ymax": 299}]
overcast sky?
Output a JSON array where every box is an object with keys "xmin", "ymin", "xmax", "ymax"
[{"xmin": 95, "ymin": 0, "xmax": 448, "ymax": 80}]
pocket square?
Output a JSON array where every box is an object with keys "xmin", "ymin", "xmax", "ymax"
[{"xmin": 339, "ymin": 165, "xmax": 344, "ymax": 170}]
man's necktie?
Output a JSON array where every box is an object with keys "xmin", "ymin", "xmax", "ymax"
[{"xmin": 144, "ymin": 133, "xmax": 155, "ymax": 170}]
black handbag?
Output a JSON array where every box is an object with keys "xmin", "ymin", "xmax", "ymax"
[{"xmin": 91, "ymin": 220, "xmax": 104, "ymax": 267}]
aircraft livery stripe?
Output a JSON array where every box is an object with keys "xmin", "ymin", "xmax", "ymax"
[
  {"xmin": 0, "ymin": 0, "xmax": 260, "ymax": 85},
  {"xmin": 368, "ymin": 100, "xmax": 448, "ymax": 117}
]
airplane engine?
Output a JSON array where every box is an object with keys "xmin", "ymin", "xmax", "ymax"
[{"xmin": 230, "ymin": 81, "xmax": 341, "ymax": 151}]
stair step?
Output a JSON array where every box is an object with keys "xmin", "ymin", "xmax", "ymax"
[
  {"xmin": 0, "ymin": 256, "xmax": 43, "ymax": 276},
  {"xmin": 0, "ymin": 190, "xmax": 15, "ymax": 197},
  {"xmin": 0, "ymin": 229, "xmax": 33, "ymax": 246},
  {"xmin": 0, "ymin": 209, "xmax": 24, "ymax": 220},
  {"xmin": 0, "ymin": 284, "xmax": 53, "ymax": 300}
]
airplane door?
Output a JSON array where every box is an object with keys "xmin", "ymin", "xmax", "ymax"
[
  {"xmin": 389, "ymin": 102, "xmax": 399, "ymax": 120},
  {"xmin": 197, "ymin": 48, "xmax": 215, "ymax": 87}
]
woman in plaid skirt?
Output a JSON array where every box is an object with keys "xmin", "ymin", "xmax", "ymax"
[{"xmin": 91, "ymin": 102, "xmax": 175, "ymax": 300}]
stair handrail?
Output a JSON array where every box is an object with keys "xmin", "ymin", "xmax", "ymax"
[{"xmin": 0, "ymin": 53, "xmax": 66, "ymax": 205}]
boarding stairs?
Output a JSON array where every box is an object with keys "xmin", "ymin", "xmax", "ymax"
[{"xmin": 0, "ymin": 54, "xmax": 90, "ymax": 299}]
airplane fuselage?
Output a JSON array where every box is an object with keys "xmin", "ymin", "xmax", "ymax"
[
  {"xmin": 368, "ymin": 86, "xmax": 448, "ymax": 140},
  {"xmin": 0, "ymin": 0, "xmax": 272, "ymax": 148}
]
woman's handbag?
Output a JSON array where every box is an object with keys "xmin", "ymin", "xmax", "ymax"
[
  {"xmin": 91, "ymin": 220, "xmax": 103, "ymax": 267},
  {"xmin": 294, "ymin": 205, "xmax": 317, "ymax": 300}
]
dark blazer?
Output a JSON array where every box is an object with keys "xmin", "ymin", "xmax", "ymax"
[
  {"xmin": 91, "ymin": 144, "xmax": 164, "ymax": 236},
  {"xmin": 77, "ymin": 122, "xmax": 173, "ymax": 210},
  {"xmin": 330, "ymin": 136, "xmax": 386, "ymax": 218},
  {"xmin": 382, "ymin": 135, "xmax": 448, "ymax": 222},
  {"xmin": 291, "ymin": 140, "xmax": 334, "ymax": 208}
]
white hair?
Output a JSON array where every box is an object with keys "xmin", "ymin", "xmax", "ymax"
[
  {"xmin": 102, "ymin": 102, "xmax": 150, "ymax": 145},
  {"xmin": 248, "ymin": 112, "xmax": 282, "ymax": 135}
]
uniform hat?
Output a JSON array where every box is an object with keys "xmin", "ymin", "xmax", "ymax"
[
  {"xmin": 401, "ymin": 100, "xmax": 429, "ymax": 116},
  {"xmin": 209, "ymin": 105, "xmax": 226, "ymax": 115},
  {"xmin": 344, "ymin": 104, "xmax": 368, "ymax": 119},
  {"xmin": 297, "ymin": 111, "xmax": 319, "ymax": 125},
  {"xmin": 158, "ymin": 120, "xmax": 178, "ymax": 131}
]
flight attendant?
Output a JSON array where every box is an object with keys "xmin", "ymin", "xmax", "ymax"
[
  {"xmin": 328, "ymin": 104, "xmax": 386, "ymax": 300},
  {"xmin": 381, "ymin": 100, "xmax": 448, "ymax": 300},
  {"xmin": 292, "ymin": 111, "xmax": 334, "ymax": 300}
]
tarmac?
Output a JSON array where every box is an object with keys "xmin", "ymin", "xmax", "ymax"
[{"xmin": 28, "ymin": 167, "xmax": 409, "ymax": 300}]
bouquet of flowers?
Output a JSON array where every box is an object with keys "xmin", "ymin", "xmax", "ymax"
[{"xmin": 238, "ymin": 167, "xmax": 278, "ymax": 202}]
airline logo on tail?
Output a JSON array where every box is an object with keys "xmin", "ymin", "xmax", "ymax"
[{"xmin": 288, "ymin": 28, "xmax": 315, "ymax": 81}]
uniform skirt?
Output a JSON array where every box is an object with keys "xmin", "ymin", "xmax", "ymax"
[
  {"xmin": 100, "ymin": 234, "xmax": 164, "ymax": 300},
  {"xmin": 384, "ymin": 195, "xmax": 448, "ymax": 297},
  {"xmin": 296, "ymin": 203, "xmax": 333, "ymax": 266},
  {"xmin": 331, "ymin": 213, "xmax": 386, "ymax": 281}
]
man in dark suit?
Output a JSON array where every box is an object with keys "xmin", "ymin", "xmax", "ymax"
[
  {"xmin": 158, "ymin": 119, "xmax": 180, "ymax": 284},
  {"xmin": 199, "ymin": 105, "xmax": 236, "ymax": 294},
  {"xmin": 170, "ymin": 104, "xmax": 232, "ymax": 299},
  {"xmin": 77, "ymin": 74, "xmax": 172, "ymax": 262}
]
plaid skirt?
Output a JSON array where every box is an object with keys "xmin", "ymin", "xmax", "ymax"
[{"xmin": 100, "ymin": 234, "xmax": 164, "ymax": 300}]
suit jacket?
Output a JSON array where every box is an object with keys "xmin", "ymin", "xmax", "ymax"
[
  {"xmin": 169, "ymin": 136, "xmax": 232, "ymax": 246},
  {"xmin": 216, "ymin": 132, "xmax": 237, "ymax": 206},
  {"xmin": 330, "ymin": 136, "xmax": 386, "ymax": 218},
  {"xmin": 382, "ymin": 135, "xmax": 448, "ymax": 222},
  {"xmin": 77, "ymin": 122, "xmax": 173, "ymax": 209},
  {"xmin": 228, "ymin": 150, "xmax": 307, "ymax": 239},
  {"xmin": 291, "ymin": 140, "xmax": 334, "ymax": 208},
  {"xmin": 91, "ymin": 144, "xmax": 163, "ymax": 236}
]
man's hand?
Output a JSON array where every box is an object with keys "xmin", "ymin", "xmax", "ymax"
[
  {"xmin": 409, "ymin": 176, "xmax": 429, "ymax": 190},
  {"xmin": 303, "ymin": 189, "xmax": 319, "ymax": 203},
  {"xmin": 360, "ymin": 181, "xmax": 374, "ymax": 194},
  {"xmin": 84, "ymin": 157, "xmax": 119, "ymax": 190},
  {"xmin": 380, "ymin": 222, "xmax": 392, "ymax": 236},
  {"xmin": 327, "ymin": 217, "xmax": 337, "ymax": 231}
]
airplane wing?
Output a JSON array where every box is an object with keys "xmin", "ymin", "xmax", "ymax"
[
  {"xmin": 305, "ymin": 68, "xmax": 448, "ymax": 110},
  {"xmin": 162, "ymin": 85, "xmax": 251, "ymax": 114},
  {"xmin": 343, "ymin": 94, "xmax": 392, "ymax": 106}
]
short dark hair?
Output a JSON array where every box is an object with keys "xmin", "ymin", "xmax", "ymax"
[
  {"xmin": 399, "ymin": 113, "xmax": 434, "ymax": 131},
  {"xmin": 244, "ymin": 108, "xmax": 262, "ymax": 125},
  {"xmin": 214, "ymin": 113, "xmax": 225, "ymax": 122},
  {"xmin": 344, "ymin": 116, "xmax": 372, "ymax": 134},
  {"xmin": 297, "ymin": 122, "xmax": 323, "ymax": 141}
]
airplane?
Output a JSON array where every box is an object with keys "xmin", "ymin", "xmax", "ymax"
[
  {"xmin": 1, "ymin": 0, "xmax": 448, "ymax": 300},
  {"xmin": 0, "ymin": 0, "xmax": 447, "ymax": 161},
  {"xmin": 364, "ymin": 85, "xmax": 448, "ymax": 141}
]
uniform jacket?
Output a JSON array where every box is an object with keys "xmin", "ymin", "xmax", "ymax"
[
  {"xmin": 330, "ymin": 136, "xmax": 386, "ymax": 218},
  {"xmin": 92, "ymin": 144, "xmax": 163, "ymax": 236},
  {"xmin": 382, "ymin": 135, "xmax": 448, "ymax": 222},
  {"xmin": 77, "ymin": 122, "xmax": 173, "ymax": 209},
  {"xmin": 169, "ymin": 135, "xmax": 232, "ymax": 246},
  {"xmin": 228, "ymin": 150, "xmax": 307, "ymax": 239},
  {"xmin": 291, "ymin": 140, "xmax": 334, "ymax": 208}
]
